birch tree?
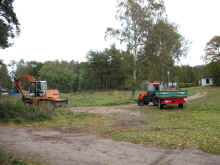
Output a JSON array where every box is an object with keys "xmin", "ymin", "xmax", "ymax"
[{"xmin": 106, "ymin": 0, "xmax": 165, "ymax": 99}]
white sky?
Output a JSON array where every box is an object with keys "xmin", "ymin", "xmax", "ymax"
[{"xmin": 1, "ymin": 0, "xmax": 220, "ymax": 66}]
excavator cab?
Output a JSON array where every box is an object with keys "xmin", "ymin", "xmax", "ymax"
[{"xmin": 30, "ymin": 81, "xmax": 47, "ymax": 97}]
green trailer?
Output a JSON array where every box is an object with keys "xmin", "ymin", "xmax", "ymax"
[{"xmin": 156, "ymin": 90, "xmax": 188, "ymax": 109}]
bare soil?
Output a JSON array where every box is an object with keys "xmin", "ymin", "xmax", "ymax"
[
  {"xmin": 186, "ymin": 92, "xmax": 207, "ymax": 101},
  {"xmin": 1, "ymin": 126, "xmax": 220, "ymax": 165},
  {"xmin": 70, "ymin": 104, "xmax": 141, "ymax": 116}
]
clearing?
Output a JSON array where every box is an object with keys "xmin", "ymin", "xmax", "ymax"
[{"xmin": 0, "ymin": 87, "xmax": 220, "ymax": 165}]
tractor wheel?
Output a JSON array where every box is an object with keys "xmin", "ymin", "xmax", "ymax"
[
  {"xmin": 144, "ymin": 101, "xmax": 149, "ymax": 105},
  {"xmin": 137, "ymin": 99, "xmax": 144, "ymax": 106},
  {"xmin": 178, "ymin": 103, "xmax": 183, "ymax": 109},
  {"xmin": 143, "ymin": 96, "xmax": 149, "ymax": 105}
]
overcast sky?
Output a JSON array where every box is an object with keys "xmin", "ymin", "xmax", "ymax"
[{"xmin": 1, "ymin": 0, "xmax": 220, "ymax": 66}]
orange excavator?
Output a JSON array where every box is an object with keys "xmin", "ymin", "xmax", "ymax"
[{"xmin": 14, "ymin": 75, "xmax": 68, "ymax": 107}]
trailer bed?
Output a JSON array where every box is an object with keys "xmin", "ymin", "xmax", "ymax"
[{"xmin": 156, "ymin": 90, "xmax": 188, "ymax": 109}]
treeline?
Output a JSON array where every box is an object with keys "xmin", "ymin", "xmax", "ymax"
[{"xmin": 0, "ymin": 47, "xmax": 209, "ymax": 92}]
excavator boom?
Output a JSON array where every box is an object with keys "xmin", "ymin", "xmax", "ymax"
[{"xmin": 14, "ymin": 76, "xmax": 36, "ymax": 97}]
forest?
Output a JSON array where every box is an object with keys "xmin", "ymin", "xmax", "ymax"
[{"xmin": 0, "ymin": 51, "xmax": 209, "ymax": 93}]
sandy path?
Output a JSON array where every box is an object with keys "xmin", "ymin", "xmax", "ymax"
[{"xmin": 0, "ymin": 126, "xmax": 220, "ymax": 165}]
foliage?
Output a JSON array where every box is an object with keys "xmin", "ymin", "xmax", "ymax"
[
  {"xmin": 14, "ymin": 60, "xmax": 43, "ymax": 79},
  {"xmin": 39, "ymin": 61, "xmax": 76, "ymax": 92},
  {"xmin": 204, "ymin": 36, "xmax": 220, "ymax": 85},
  {"xmin": 106, "ymin": 0, "xmax": 166, "ymax": 98},
  {"xmin": 0, "ymin": 60, "xmax": 12, "ymax": 89},
  {"xmin": 0, "ymin": 0, "xmax": 20, "ymax": 49},
  {"xmin": 207, "ymin": 62, "xmax": 220, "ymax": 85},
  {"xmin": 140, "ymin": 20, "xmax": 188, "ymax": 83},
  {"xmin": 204, "ymin": 36, "xmax": 220, "ymax": 63},
  {"xmin": 86, "ymin": 45, "xmax": 132, "ymax": 90}
]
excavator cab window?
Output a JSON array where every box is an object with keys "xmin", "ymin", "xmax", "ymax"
[{"xmin": 30, "ymin": 81, "xmax": 47, "ymax": 97}]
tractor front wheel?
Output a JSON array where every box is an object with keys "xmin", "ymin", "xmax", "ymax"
[
  {"xmin": 137, "ymin": 99, "xmax": 144, "ymax": 106},
  {"xmin": 152, "ymin": 97, "xmax": 158, "ymax": 106}
]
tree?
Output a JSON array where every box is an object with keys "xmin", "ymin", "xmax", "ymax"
[
  {"xmin": 204, "ymin": 36, "xmax": 220, "ymax": 63},
  {"xmin": 204, "ymin": 36, "xmax": 220, "ymax": 85},
  {"xmin": 106, "ymin": 0, "xmax": 166, "ymax": 98},
  {"xmin": 141, "ymin": 20, "xmax": 188, "ymax": 84},
  {"xmin": 15, "ymin": 60, "xmax": 43, "ymax": 79},
  {"xmin": 39, "ymin": 61, "xmax": 76, "ymax": 92},
  {"xmin": 0, "ymin": 60, "xmax": 12, "ymax": 89},
  {"xmin": 0, "ymin": 0, "xmax": 20, "ymax": 49},
  {"xmin": 86, "ymin": 45, "xmax": 127, "ymax": 90}
]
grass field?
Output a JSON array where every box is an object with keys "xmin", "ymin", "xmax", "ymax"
[
  {"xmin": 106, "ymin": 87, "xmax": 220, "ymax": 154},
  {"xmin": 62, "ymin": 90, "xmax": 136, "ymax": 107},
  {"xmin": 1, "ymin": 87, "xmax": 220, "ymax": 154},
  {"xmin": 63, "ymin": 87, "xmax": 202, "ymax": 107},
  {"xmin": 51, "ymin": 87, "xmax": 220, "ymax": 154}
]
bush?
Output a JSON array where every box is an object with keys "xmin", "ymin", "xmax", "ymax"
[{"xmin": 0, "ymin": 96, "xmax": 53, "ymax": 123}]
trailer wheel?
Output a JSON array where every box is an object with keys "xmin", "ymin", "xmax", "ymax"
[
  {"xmin": 158, "ymin": 100, "xmax": 164, "ymax": 109},
  {"xmin": 153, "ymin": 97, "xmax": 158, "ymax": 106},
  {"xmin": 178, "ymin": 103, "xmax": 183, "ymax": 109}
]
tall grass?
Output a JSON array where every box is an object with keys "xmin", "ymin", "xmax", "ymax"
[
  {"xmin": 0, "ymin": 96, "xmax": 99, "ymax": 125},
  {"xmin": 0, "ymin": 96, "xmax": 53, "ymax": 123}
]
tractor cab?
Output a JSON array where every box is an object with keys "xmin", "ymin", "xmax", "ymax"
[
  {"xmin": 147, "ymin": 83, "xmax": 164, "ymax": 96},
  {"xmin": 30, "ymin": 81, "xmax": 47, "ymax": 97}
]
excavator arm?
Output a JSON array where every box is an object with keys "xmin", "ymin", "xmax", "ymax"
[{"xmin": 14, "ymin": 76, "xmax": 36, "ymax": 97}]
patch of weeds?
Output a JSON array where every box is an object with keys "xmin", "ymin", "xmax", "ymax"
[
  {"xmin": 0, "ymin": 152, "xmax": 43, "ymax": 165},
  {"xmin": 0, "ymin": 97, "xmax": 53, "ymax": 124}
]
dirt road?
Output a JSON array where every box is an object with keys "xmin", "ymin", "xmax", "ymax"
[{"xmin": 0, "ymin": 126, "xmax": 220, "ymax": 165}]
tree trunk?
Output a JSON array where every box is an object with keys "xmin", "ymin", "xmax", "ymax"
[
  {"xmin": 131, "ymin": 49, "xmax": 137, "ymax": 100},
  {"xmin": 131, "ymin": 69, "xmax": 136, "ymax": 99}
]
